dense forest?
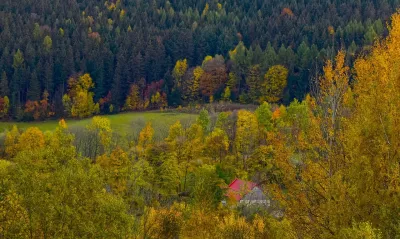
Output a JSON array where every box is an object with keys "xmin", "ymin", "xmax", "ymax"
[
  {"xmin": 0, "ymin": 0, "xmax": 399, "ymax": 120},
  {"xmin": 2, "ymin": 11, "xmax": 400, "ymax": 238}
]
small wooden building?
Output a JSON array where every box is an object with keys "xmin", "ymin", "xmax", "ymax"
[{"xmin": 225, "ymin": 178, "xmax": 269, "ymax": 206}]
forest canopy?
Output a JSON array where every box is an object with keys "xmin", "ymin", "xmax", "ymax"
[
  {"xmin": 2, "ymin": 10, "xmax": 400, "ymax": 237},
  {"xmin": 0, "ymin": 0, "xmax": 398, "ymax": 120}
]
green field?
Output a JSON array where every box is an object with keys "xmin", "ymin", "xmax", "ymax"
[{"xmin": 0, "ymin": 112, "xmax": 197, "ymax": 139}]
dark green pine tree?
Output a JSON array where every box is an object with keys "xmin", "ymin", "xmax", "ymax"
[
  {"xmin": 11, "ymin": 49, "xmax": 25, "ymax": 117},
  {"xmin": 0, "ymin": 47, "xmax": 11, "ymax": 73},
  {"xmin": 145, "ymin": 39, "xmax": 166, "ymax": 82},
  {"xmin": 44, "ymin": 58, "xmax": 54, "ymax": 95},
  {"xmin": 0, "ymin": 71, "xmax": 10, "ymax": 97},
  {"xmin": 297, "ymin": 41, "xmax": 311, "ymax": 69},
  {"xmin": 53, "ymin": 40, "xmax": 67, "ymax": 92},
  {"xmin": 65, "ymin": 44, "xmax": 75, "ymax": 77},
  {"xmin": 27, "ymin": 71, "xmax": 41, "ymax": 101},
  {"xmin": 132, "ymin": 52, "xmax": 145, "ymax": 81},
  {"xmin": 265, "ymin": 42, "xmax": 277, "ymax": 69},
  {"xmin": 94, "ymin": 58, "xmax": 106, "ymax": 101},
  {"xmin": 251, "ymin": 44, "xmax": 266, "ymax": 69},
  {"xmin": 111, "ymin": 53, "xmax": 125, "ymax": 109}
]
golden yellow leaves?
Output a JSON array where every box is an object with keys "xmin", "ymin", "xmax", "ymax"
[
  {"xmin": 136, "ymin": 122, "xmax": 154, "ymax": 157},
  {"xmin": 124, "ymin": 84, "xmax": 143, "ymax": 111},
  {"xmin": 63, "ymin": 73, "xmax": 99, "ymax": 118},
  {"xmin": 328, "ymin": 26, "xmax": 335, "ymax": 36},
  {"xmin": 58, "ymin": 119, "xmax": 67, "ymax": 129},
  {"xmin": 193, "ymin": 66, "xmax": 204, "ymax": 81},
  {"xmin": 173, "ymin": 59, "xmax": 188, "ymax": 88},
  {"xmin": 183, "ymin": 208, "xmax": 221, "ymax": 238},
  {"xmin": 87, "ymin": 116, "xmax": 112, "ymax": 148},
  {"xmin": 205, "ymin": 128, "xmax": 229, "ymax": 162},
  {"xmin": 4, "ymin": 126, "xmax": 19, "ymax": 157},
  {"xmin": 320, "ymin": 51, "xmax": 349, "ymax": 97},
  {"xmin": 202, "ymin": 55, "xmax": 213, "ymax": 66},
  {"xmin": 5, "ymin": 126, "xmax": 45, "ymax": 157},
  {"xmin": 18, "ymin": 127, "xmax": 45, "ymax": 151},
  {"xmin": 97, "ymin": 147, "xmax": 129, "ymax": 195},
  {"xmin": 218, "ymin": 213, "xmax": 253, "ymax": 238},
  {"xmin": 105, "ymin": 0, "xmax": 121, "ymax": 11},
  {"xmin": 0, "ymin": 190, "xmax": 29, "ymax": 238},
  {"xmin": 166, "ymin": 121, "xmax": 184, "ymax": 144},
  {"xmin": 262, "ymin": 65, "xmax": 288, "ymax": 103},
  {"xmin": 139, "ymin": 206, "xmax": 183, "ymax": 238},
  {"xmin": 235, "ymin": 110, "xmax": 259, "ymax": 168},
  {"xmin": 222, "ymin": 86, "xmax": 231, "ymax": 102},
  {"xmin": 137, "ymin": 204, "xmax": 295, "ymax": 239},
  {"xmin": 119, "ymin": 9, "xmax": 126, "ymax": 20},
  {"xmin": 202, "ymin": 3, "xmax": 210, "ymax": 17}
]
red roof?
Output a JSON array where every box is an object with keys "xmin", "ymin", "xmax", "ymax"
[{"xmin": 226, "ymin": 179, "xmax": 257, "ymax": 201}]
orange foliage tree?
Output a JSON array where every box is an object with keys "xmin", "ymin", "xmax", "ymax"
[{"xmin": 24, "ymin": 90, "xmax": 54, "ymax": 120}]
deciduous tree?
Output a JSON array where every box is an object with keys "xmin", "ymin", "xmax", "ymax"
[
  {"xmin": 262, "ymin": 65, "xmax": 288, "ymax": 103},
  {"xmin": 63, "ymin": 74, "xmax": 99, "ymax": 118}
]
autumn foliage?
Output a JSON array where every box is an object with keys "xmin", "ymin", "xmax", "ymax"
[
  {"xmin": 2, "ymin": 9, "xmax": 400, "ymax": 239},
  {"xmin": 0, "ymin": 96, "xmax": 10, "ymax": 119},
  {"xmin": 24, "ymin": 91, "xmax": 54, "ymax": 120},
  {"xmin": 62, "ymin": 74, "xmax": 100, "ymax": 118}
]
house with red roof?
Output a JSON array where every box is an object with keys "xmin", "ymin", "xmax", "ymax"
[{"xmin": 224, "ymin": 178, "xmax": 270, "ymax": 206}]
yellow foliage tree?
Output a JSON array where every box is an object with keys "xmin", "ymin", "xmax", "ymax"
[
  {"xmin": 165, "ymin": 121, "xmax": 185, "ymax": 147},
  {"xmin": 63, "ymin": 73, "xmax": 99, "ymax": 118},
  {"xmin": 5, "ymin": 125, "xmax": 20, "ymax": 158},
  {"xmin": 345, "ymin": 12, "xmax": 400, "ymax": 237},
  {"xmin": 202, "ymin": 55, "xmax": 213, "ymax": 66},
  {"xmin": 318, "ymin": 50, "xmax": 350, "ymax": 156},
  {"xmin": 136, "ymin": 122, "xmax": 154, "ymax": 158},
  {"xmin": 235, "ymin": 110, "xmax": 258, "ymax": 169},
  {"xmin": 172, "ymin": 59, "xmax": 188, "ymax": 88},
  {"xmin": 0, "ymin": 190, "xmax": 29, "ymax": 238},
  {"xmin": 139, "ymin": 206, "xmax": 183, "ymax": 238},
  {"xmin": 201, "ymin": 3, "xmax": 209, "ymax": 17},
  {"xmin": 205, "ymin": 128, "xmax": 229, "ymax": 163},
  {"xmin": 124, "ymin": 84, "xmax": 143, "ymax": 111},
  {"xmin": 191, "ymin": 66, "xmax": 204, "ymax": 100},
  {"xmin": 87, "ymin": 116, "xmax": 113, "ymax": 157},
  {"xmin": 5, "ymin": 126, "xmax": 45, "ymax": 158},
  {"xmin": 182, "ymin": 208, "xmax": 221, "ymax": 238},
  {"xmin": 262, "ymin": 65, "xmax": 288, "ymax": 103},
  {"xmin": 217, "ymin": 213, "xmax": 253, "ymax": 239},
  {"xmin": 17, "ymin": 127, "xmax": 46, "ymax": 152},
  {"xmin": 97, "ymin": 147, "xmax": 130, "ymax": 195},
  {"xmin": 0, "ymin": 160, "xmax": 29, "ymax": 238}
]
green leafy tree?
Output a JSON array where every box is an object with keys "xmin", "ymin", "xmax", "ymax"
[
  {"xmin": 255, "ymin": 102, "xmax": 273, "ymax": 133},
  {"xmin": 222, "ymin": 86, "xmax": 231, "ymax": 102},
  {"xmin": 197, "ymin": 109, "xmax": 210, "ymax": 134},
  {"xmin": 157, "ymin": 154, "xmax": 181, "ymax": 196}
]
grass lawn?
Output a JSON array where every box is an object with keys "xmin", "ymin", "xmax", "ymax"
[{"xmin": 0, "ymin": 111, "xmax": 197, "ymax": 139}]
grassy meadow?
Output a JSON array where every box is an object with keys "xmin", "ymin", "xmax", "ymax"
[{"xmin": 0, "ymin": 111, "xmax": 197, "ymax": 140}]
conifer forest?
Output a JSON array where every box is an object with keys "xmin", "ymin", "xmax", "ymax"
[{"xmin": 0, "ymin": 0, "xmax": 400, "ymax": 238}]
